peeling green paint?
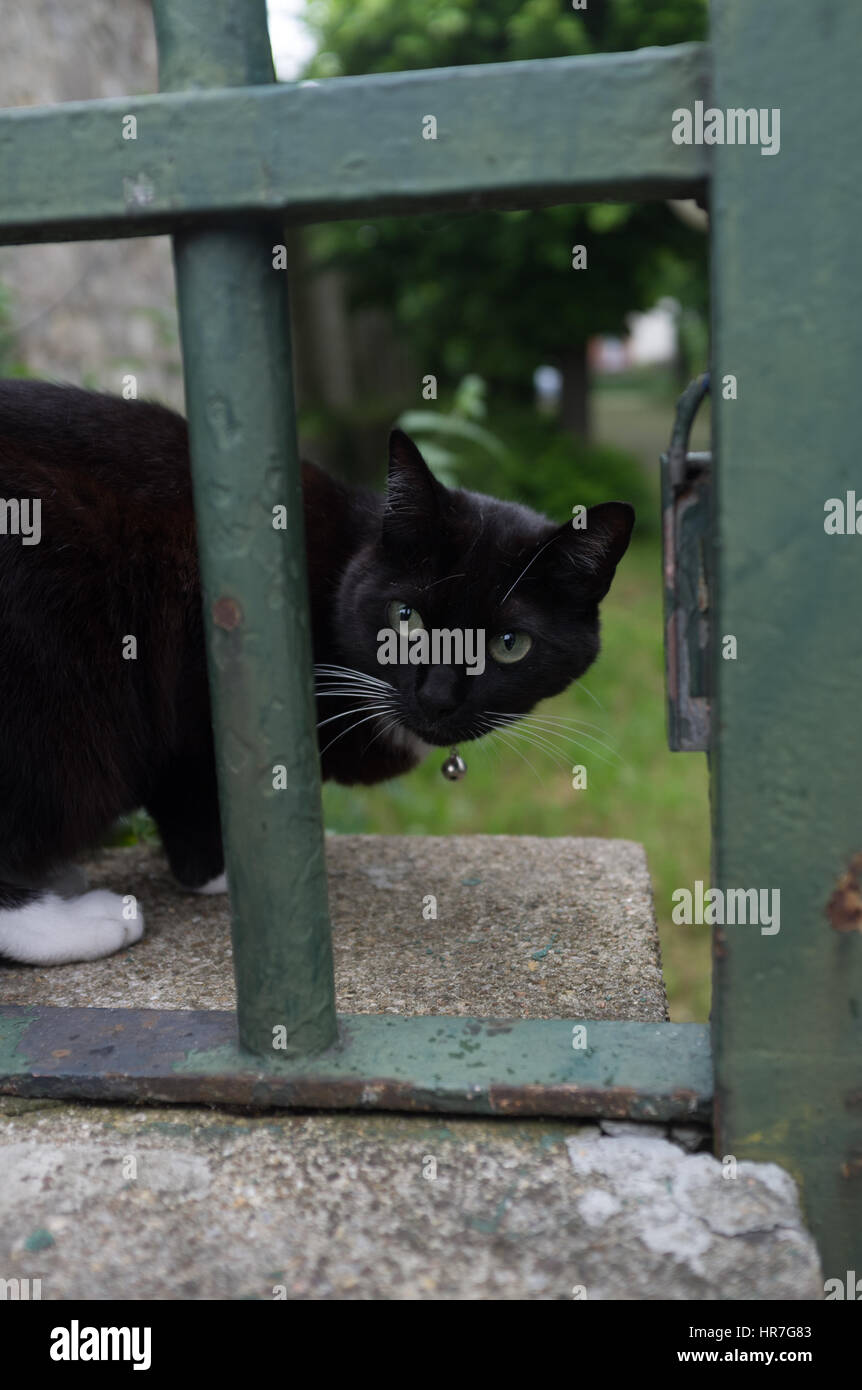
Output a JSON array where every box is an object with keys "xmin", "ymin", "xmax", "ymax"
[
  {"xmin": 25, "ymin": 1228, "xmax": 55, "ymax": 1252},
  {"xmin": 0, "ymin": 1011, "xmax": 35, "ymax": 1072}
]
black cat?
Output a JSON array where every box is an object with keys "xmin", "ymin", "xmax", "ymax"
[{"xmin": 0, "ymin": 380, "xmax": 633, "ymax": 965}]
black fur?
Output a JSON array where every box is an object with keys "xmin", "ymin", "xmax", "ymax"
[{"xmin": 0, "ymin": 380, "xmax": 633, "ymax": 921}]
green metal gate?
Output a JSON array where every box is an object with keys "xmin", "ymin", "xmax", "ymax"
[{"xmin": 0, "ymin": 0, "xmax": 859, "ymax": 1275}]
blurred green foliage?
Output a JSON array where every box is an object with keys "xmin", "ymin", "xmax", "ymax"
[
  {"xmin": 302, "ymin": 0, "xmax": 709, "ymax": 406},
  {"xmin": 397, "ymin": 373, "xmax": 510, "ymax": 486},
  {"xmin": 306, "ymin": 0, "xmax": 707, "ymax": 78},
  {"xmin": 399, "ymin": 379, "xmax": 657, "ymax": 533}
]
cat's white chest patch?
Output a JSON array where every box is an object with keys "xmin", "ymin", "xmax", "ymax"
[{"xmin": 379, "ymin": 721, "xmax": 433, "ymax": 761}]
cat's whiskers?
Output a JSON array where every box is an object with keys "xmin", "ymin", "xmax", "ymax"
[
  {"xmin": 516, "ymin": 719, "xmax": 622, "ymax": 767},
  {"xmin": 509, "ymin": 723, "xmax": 618, "ymax": 770},
  {"xmin": 506, "ymin": 714, "xmax": 617, "ymax": 758},
  {"xmin": 484, "ymin": 719, "xmax": 572, "ymax": 773},
  {"xmin": 316, "ymin": 701, "xmax": 395, "ymax": 731},
  {"xmin": 312, "ymin": 665, "xmax": 615, "ymax": 773},
  {"xmin": 474, "ymin": 716, "xmax": 546, "ymax": 783},
  {"xmin": 319, "ymin": 708, "xmax": 400, "ymax": 758},
  {"xmin": 498, "ymin": 534, "xmax": 558, "ymax": 606},
  {"xmin": 422, "ymin": 573, "xmax": 467, "ymax": 591},
  {"xmin": 314, "ymin": 663, "xmax": 393, "ymax": 691},
  {"xmin": 487, "ymin": 710, "xmax": 622, "ymax": 766},
  {"xmin": 315, "ymin": 688, "xmax": 396, "ymax": 700},
  {"xmin": 574, "ymin": 680, "xmax": 603, "ymax": 710},
  {"xmin": 472, "ymin": 734, "xmax": 504, "ymax": 772},
  {"xmin": 463, "ymin": 720, "xmax": 500, "ymax": 767},
  {"xmin": 314, "ymin": 667, "xmax": 398, "ymax": 703},
  {"xmin": 313, "ymin": 662, "xmax": 411, "ymax": 755},
  {"xmin": 361, "ymin": 714, "xmax": 405, "ymax": 755},
  {"xmin": 509, "ymin": 709, "xmax": 611, "ymax": 737},
  {"xmin": 476, "ymin": 711, "xmax": 618, "ymax": 772}
]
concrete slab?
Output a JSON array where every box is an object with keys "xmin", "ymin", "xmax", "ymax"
[
  {"xmin": 0, "ymin": 1100, "xmax": 822, "ymax": 1301},
  {"xmin": 0, "ymin": 837, "xmax": 822, "ymax": 1300},
  {"xmin": 0, "ymin": 835, "xmax": 667, "ymax": 1021}
]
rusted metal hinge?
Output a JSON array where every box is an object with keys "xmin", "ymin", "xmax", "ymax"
[{"xmin": 661, "ymin": 373, "xmax": 711, "ymax": 752}]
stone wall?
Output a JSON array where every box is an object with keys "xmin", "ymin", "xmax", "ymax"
[{"xmin": 0, "ymin": 1, "xmax": 183, "ymax": 407}]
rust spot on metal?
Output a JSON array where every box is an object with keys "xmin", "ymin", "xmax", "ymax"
[
  {"xmin": 826, "ymin": 852, "xmax": 862, "ymax": 932},
  {"xmin": 213, "ymin": 597, "xmax": 243, "ymax": 630},
  {"xmin": 841, "ymin": 1154, "xmax": 862, "ymax": 1180},
  {"xmin": 486, "ymin": 1083, "xmax": 708, "ymax": 1123},
  {"xmin": 488, "ymin": 1083, "xmax": 638, "ymax": 1119}
]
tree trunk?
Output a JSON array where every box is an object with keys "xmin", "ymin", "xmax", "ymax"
[{"xmin": 559, "ymin": 342, "xmax": 591, "ymax": 442}]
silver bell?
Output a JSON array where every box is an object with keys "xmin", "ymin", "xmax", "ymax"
[{"xmin": 441, "ymin": 747, "xmax": 467, "ymax": 780}]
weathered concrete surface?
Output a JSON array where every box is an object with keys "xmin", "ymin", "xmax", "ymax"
[
  {"xmin": 565, "ymin": 1131, "xmax": 821, "ymax": 1300},
  {"xmin": 0, "ymin": 1100, "xmax": 821, "ymax": 1300},
  {"xmin": 0, "ymin": 836, "xmax": 667, "ymax": 1021},
  {"xmin": 0, "ymin": 837, "xmax": 820, "ymax": 1299}
]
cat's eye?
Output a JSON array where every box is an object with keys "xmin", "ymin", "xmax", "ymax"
[
  {"xmin": 387, "ymin": 600, "xmax": 425, "ymax": 633},
  {"xmin": 489, "ymin": 631, "xmax": 533, "ymax": 664}
]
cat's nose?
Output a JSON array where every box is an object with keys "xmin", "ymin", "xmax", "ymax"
[{"xmin": 417, "ymin": 666, "xmax": 461, "ymax": 717}]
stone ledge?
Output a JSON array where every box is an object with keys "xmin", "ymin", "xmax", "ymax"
[
  {"xmin": 0, "ymin": 835, "xmax": 666, "ymax": 1021},
  {"xmin": 0, "ymin": 1100, "xmax": 821, "ymax": 1301}
]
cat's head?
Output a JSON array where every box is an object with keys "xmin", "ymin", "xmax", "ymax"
[{"xmin": 334, "ymin": 429, "xmax": 634, "ymax": 749}]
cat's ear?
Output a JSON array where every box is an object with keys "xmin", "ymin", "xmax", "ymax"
[
  {"xmin": 382, "ymin": 429, "xmax": 448, "ymax": 554},
  {"xmin": 545, "ymin": 501, "xmax": 635, "ymax": 601}
]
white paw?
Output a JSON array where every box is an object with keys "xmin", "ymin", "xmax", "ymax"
[
  {"xmin": 0, "ymin": 890, "xmax": 144, "ymax": 966},
  {"xmin": 190, "ymin": 872, "xmax": 228, "ymax": 895}
]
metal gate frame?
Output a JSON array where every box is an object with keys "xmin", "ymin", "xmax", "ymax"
[{"xmin": 0, "ymin": 0, "xmax": 858, "ymax": 1273}]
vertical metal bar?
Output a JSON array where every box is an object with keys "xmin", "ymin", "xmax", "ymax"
[
  {"xmin": 710, "ymin": 0, "xmax": 862, "ymax": 1272},
  {"xmin": 152, "ymin": 0, "xmax": 337, "ymax": 1057},
  {"xmin": 153, "ymin": 0, "xmax": 277, "ymax": 91}
]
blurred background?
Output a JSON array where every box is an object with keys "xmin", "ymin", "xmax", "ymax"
[{"xmin": 0, "ymin": 0, "xmax": 711, "ymax": 1019}]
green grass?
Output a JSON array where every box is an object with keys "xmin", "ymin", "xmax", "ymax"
[
  {"xmin": 323, "ymin": 535, "xmax": 711, "ymax": 1021},
  {"xmin": 594, "ymin": 373, "xmax": 711, "ymax": 472}
]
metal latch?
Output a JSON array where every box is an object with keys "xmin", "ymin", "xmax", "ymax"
[{"xmin": 660, "ymin": 373, "xmax": 711, "ymax": 752}]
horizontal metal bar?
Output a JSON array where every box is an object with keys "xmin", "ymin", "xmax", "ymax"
[
  {"xmin": 0, "ymin": 44, "xmax": 708, "ymax": 246},
  {"xmin": 0, "ymin": 1005, "xmax": 711, "ymax": 1120}
]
